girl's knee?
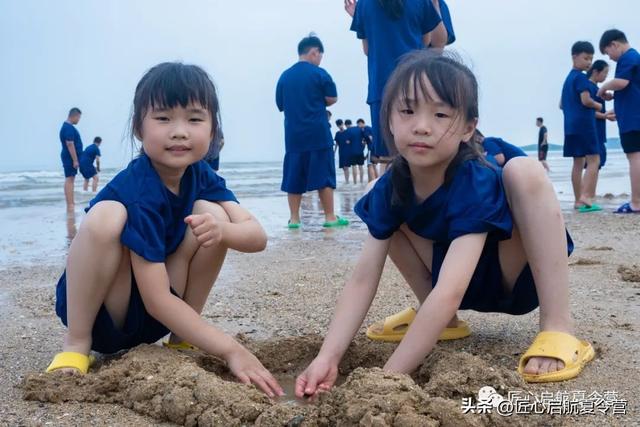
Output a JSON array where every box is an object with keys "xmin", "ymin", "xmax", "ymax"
[
  {"xmin": 503, "ymin": 157, "xmax": 548, "ymax": 193},
  {"xmin": 79, "ymin": 201, "xmax": 127, "ymax": 243},
  {"xmin": 192, "ymin": 200, "xmax": 230, "ymax": 222}
]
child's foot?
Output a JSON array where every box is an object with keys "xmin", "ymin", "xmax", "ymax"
[{"xmin": 522, "ymin": 356, "xmax": 565, "ymax": 375}]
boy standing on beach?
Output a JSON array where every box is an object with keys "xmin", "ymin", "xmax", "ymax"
[
  {"xmin": 59, "ymin": 108, "xmax": 83, "ymax": 212},
  {"xmin": 560, "ymin": 41, "xmax": 602, "ymax": 212},
  {"xmin": 536, "ymin": 117, "xmax": 550, "ymax": 172},
  {"xmin": 598, "ymin": 29, "xmax": 640, "ymax": 214},
  {"xmin": 79, "ymin": 136, "xmax": 102, "ymax": 192},
  {"xmin": 276, "ymin": 35, "xmax": 348, "ymax": 228}
]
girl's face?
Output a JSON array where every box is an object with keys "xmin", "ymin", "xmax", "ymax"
[
  {"xmin": 138, "ymin": 103, "xmax": 213, "ymax": 173},
  {"xmin": 389, "ymin": 75, "xmax": 475, "ymax": 171}
]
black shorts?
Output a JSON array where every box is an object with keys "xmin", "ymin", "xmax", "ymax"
[
  {"xmin": 620, "ymin": 130, "xmax": 640, "ymax": 154},
  {"xmin": 349, "ymin": 154, "xmax": 365, "ymax": 166},
  {"xmin": 538, "ymin": 144, "xmax": 548, "ymax": 161}
]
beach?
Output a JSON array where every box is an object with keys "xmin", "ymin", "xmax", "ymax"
[{"xmin": 1, "ymin": 153, "xmax": 639, "ymax": 425}]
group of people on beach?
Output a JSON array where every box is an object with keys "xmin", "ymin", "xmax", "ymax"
[
  {"xmin": 561, "ymin": 30, "xmax": 640, "ymax": 214},
  {"xmin": 47, "ymin": 0, "xmax": 640, "ymax": 403}
]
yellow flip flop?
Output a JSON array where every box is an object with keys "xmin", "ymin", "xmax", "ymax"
[
  {"xmin": 366, "ymin": 307, "xmax": 471, "ymax": 342},
  {"xmin": 518, "ymin": 331, "xmax": 595, "ymax": 383},
  {"xmin": 46, "ymin": 352, "xmax": 95, "ymax": 374},
  {"xmin": 162, "ymin": 341, "xmax": 197, "ymax": 351}
]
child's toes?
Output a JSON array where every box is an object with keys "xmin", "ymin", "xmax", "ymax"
[{"xmin": 523, "ymin": 357, "xmax": 542, "ymax": 374}]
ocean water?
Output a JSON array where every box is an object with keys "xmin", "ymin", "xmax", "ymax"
[{"xmin": 0, "ymin": 150, "xmax": 632, "ymax": 268}]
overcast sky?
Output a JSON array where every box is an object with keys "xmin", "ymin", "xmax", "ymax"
[{"xmin": 1, "ymin": 0, "xmax": 638, "ymax": 171}]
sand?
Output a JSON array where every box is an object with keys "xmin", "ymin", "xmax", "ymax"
[{"xmin": 1, "ymin": 209, "xmax": 639, "ymax": 426}]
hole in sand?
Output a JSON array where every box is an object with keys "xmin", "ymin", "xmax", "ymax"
[{"xmin": 23, "ymin": 335, "xmax": 551, "ymax": 426}]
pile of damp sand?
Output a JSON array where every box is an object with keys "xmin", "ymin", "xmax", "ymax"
[{"xmin": 22, "ymin": 335, "xmax": 558, "ymax": 426}]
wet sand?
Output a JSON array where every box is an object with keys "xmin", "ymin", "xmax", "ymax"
[{"xmin": 1, "ymin": 202, "xmax": 639, "ymax": 426}]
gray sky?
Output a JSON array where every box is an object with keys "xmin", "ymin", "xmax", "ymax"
[{"xmin": 1, "ymin": 0, "xmax": 638, "ymax": 171}]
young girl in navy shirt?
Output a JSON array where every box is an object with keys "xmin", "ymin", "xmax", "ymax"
[
  {"xmin": 47, "ymin": 62, "xmax": 283, "ymax": 398},
  {"xmin": 296, "ymin": 52, "xmax": 594, "ymax": 397}
]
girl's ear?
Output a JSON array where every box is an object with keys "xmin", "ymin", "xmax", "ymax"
[{"xmin": 461, "ymin": 118, "xmax": 478, "ymax": 143}]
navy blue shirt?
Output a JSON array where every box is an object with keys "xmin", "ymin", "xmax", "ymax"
[
  {"xmin": 614, "ymin": 48, "xmax": 640, "ymax": 133},
  {"xmin": 561, "ymin": 69, "xmax": 597, "ymax": 136},
  {"xmin": 344, "ymin": 126, "xmax": 366, "ymax": 156},
  {"xmin": 334, "ymin": 130, "xmax": 349, "ymax": 154},
  {"xmin": 588, "ymin": 81, "xmax": 607, "ymax": 143},
  {"xmin": 363, "ymin": 125, "xmax": 374, "ymax": 150},
  {"xmin": 439, "ymin": 0, "xmax": 456, "ymax": 45},
  {"xmin": 350, "ymin": 0, "xmax": 441, "ymax": 104},
  {"xmin": 483, "ymin": 137, "xmax": 527, "ymax": 163},
  {"xmin": 80, "ymin": 144, "xmax": 101, "ymax": 168},
  {"xmin": 86, "ymin": 154, "xmax": 237, "ymax": 262},
  {"xmin": 276, "ymin": 61, "xmax": 337, "ymax": 153},
  {"xmin": 355, "ymin": 160, "xmax": 512, "ymax": 243},
  {"xmin": 59, "ymin": 122, "xmax": 83, "ymax": 162}
]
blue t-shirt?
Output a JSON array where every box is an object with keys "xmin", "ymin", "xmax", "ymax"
[
  {"xmin": 363, "ymin": 125, "xmax": 374, "ymax": 150},
  {"xmin": 59, "ymin": 122, "xmax": 83, "ymax": 162},
  {"xmin": 334, "ymin": 129, "xmax": 348, "ymax": 150},
  {"xmin": 344, "ymin": 126, "xmax": 366, "ymax": 156},
  {"xmin": 439, "ymin": 0, "xmax": 456, "ymax": 45},
  {"xmin": 80, "ymin": 144, "xmax": 101, "ymax": 168},
  {"xmin": 355, "ymin": 159, "xmax": 512, "ymax": 243},
  {"xmin": 561, "ymin": 69, "xmax": 597, "ymax": 136},
  {"xmin": 350, "ymin": 0, "xmax": 441, "ymax": 104},
  {"xmin": 276, "ymin": 61, "xmax": 337, "ymax": 153},
  {"xmin": 588, "ymin": 81, "xmax": 607, "ymax": 143},
  {"xmin": 614, "ymin": 48, "xmax": 640, "ymax": 133},
  {"xmin": 86, "ymin": 154, "xmax": 237, "ymax": 262},
  {"xmin": 482, "ymin": 137, "xmax": 527, "ymax": 163}
]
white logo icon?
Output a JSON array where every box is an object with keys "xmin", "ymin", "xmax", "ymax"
[{"xmin": 478, "ymin": 386, "xmax": 504, "ymax": 408}]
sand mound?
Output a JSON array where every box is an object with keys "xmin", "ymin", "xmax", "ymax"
[
  {"xmin": 23, "ymin": 337, "xmax": 553, "ymax": 426},
  {"xmin": 618, "ymin": 265, "xmax": 640, "ymax": 282}
]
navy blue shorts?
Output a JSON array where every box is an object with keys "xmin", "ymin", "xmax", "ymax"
[
  {"xmin": 61, "ymin": 154, "xmax": 77, "ymax": 178},
  {"xmin": 563, "ymin": 133, "xmax": 599, "ymax": 158},
  {"xmin": 349, "ymin": 154, "xmax": 365, "ymax": 166},
  {"xmin": 55, "ymin": 270, "xmax": 174, "ymax": 354},
  {"xmin": 281, "ymin": 147, "xmax": 336, "ymax": 194},
  {"xmin": 430, "ymin": 232, "xmax": 574, "ymax": 315},
  {"xmin": 369, "ymin": 102, "xmax": 390, "ymax": 158},
  {"xmin": 620, "ymin": 131, "xmax": 640, "ymax": 154},
  {"xmin": 338, "ymin": 151, "xmax": 349, "ymax": 169},
  {"xmin": 79, "ymin": 164, "xmax": 97, "ymax": 180}
]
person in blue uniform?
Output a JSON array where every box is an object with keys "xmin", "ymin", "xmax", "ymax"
[
  {"xmin": 357, "ymin": 118, "xmax": 377, "ymax": 182},
  {"xmin": 275, "ymin": 35, "xmax": 348, "ymax": 228},
  {"xmin": 59, "ymin": 107, "xmax": 83, "ymax": 212},
  {"xmin": 296, "ymin": 53, "xmax": 594, "ymax": 397},
  {"xmin": 344, "ymin": 119, "xmax": 366, "ymax": 184},
  {"xmin": 587, "ymin": 60, "xmax": 614, "ymax": 176},
  {"xmin": 80, "ymin": 136, "xmax": 102, "ymax": 192},
  {"xmin": 346, "ymin": 0, "xmax": 451, "ymax": 171},
  {"xmin": 560, "ymin": 41, "xmax": 603, "ymax": 212},
  {"xmin": 475, "ymin": 131, "xmax": 527, "ymax": 167},
  {"xmin": 599, "ymin": 29, "xmax": 640, "ymax": 214},
  {"xmin": 46, "ymin": 62, "xmax": 283, "ymax": 398},
  {"xmin": 334, "ymin": 119, "xmax": 351, "ymax": 184}
]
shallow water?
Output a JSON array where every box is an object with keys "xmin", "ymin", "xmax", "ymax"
[{"xmin": 0, "ymin": 150, "xmax": 632, "ymax": 268}]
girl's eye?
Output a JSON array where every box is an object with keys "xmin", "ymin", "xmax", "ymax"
[
  {"xmin": 154, "ymin": 116, "xmax": 169, "ymax": 121},
  {"xmin": 435, "ymin": 112, "xmax": 450, "ymax": 118},
  {"xmin": 400, "ymin": 108, "xmax": 414, "ymax": 115},
  {"xmin": 189, "ymin": 117, "xmax": 204, "ymax": 122}
]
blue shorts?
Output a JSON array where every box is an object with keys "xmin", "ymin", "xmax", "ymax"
[
  {"xmin": 281, "ymin": 147, "xmax": 336, "ymax": 194},
  {"xmin": 338, "ymin": 150, "xmax": 349, "ymax": 169},
  {"xmin": 80, "ymin": 164, "xmax": 97, "ymax": 180},
  {"xmin": 620, "ymin": 131, "xmax": 640, "ymax": 154},
  {"xmin": 431, "ymin": 231, "xmax": 574, "ymax": 315},
  {"xmin": 563, "ymin": 133, "xmax": 599, "ymax": 158},
  {"xmin": 370, "ymin": 102, "xmax": 390, "ymax": 158},
  {"xmin": 55, "ymin": 270, "xmax": 174, "ymax": 354},
  {"xmin": 349, "ymin": 154, "xmax": 365, "ymax": 166},
  {"xmin": 61, "ymin": 153, "xmax": 77, "ymax": 178}
]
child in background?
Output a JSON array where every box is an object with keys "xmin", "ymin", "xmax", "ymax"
[
  {"xmin": 598, "ymin": 29, "xmax": 640, "ymax": 214},
  {"xmin": 80, "ymin": 136, "xmax": 102, "ymax": 192},
  {"xmin": 344, "ymin": 119, "xmax": 366, "ymax": 184},
  {"xmin": 587, "ymin": 60, "xmax": 613, "ymax": 174},
  {"xmin": 46, "ymin": 62, "xmax": 283, "ymax": 398},
  {"xmin": 536, "ymin": 118, "xmax": 550, "ymax": 172},
  {"xmin": 475, "ymin": 131, "xmax": 527, "ymax": 167},
  {"xmin": 334, "ymin": 119, "xmax": 351, "ymax": 183},
  {"xmin": 358, "ymin": 118, "xmax": 377, "ymax": 182},
  {"xmin": 296, "ymin": 52, "xmax": 593, "ymax": 398},
  {"xmin": 560, "ymin": 41, "xmax": 602, "ymax": 212}
]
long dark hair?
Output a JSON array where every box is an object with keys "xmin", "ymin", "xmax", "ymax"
[
  {"xmin": 130, "ymin": 62, "xmax": 220, "ymax": 151},
  {"xmin": 380, "ymin": 50, "xmax": 488, "ymax": 207},
  {"xmin": 379, "ymin": 0, "xmax": 404, "ymax": 20}
]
